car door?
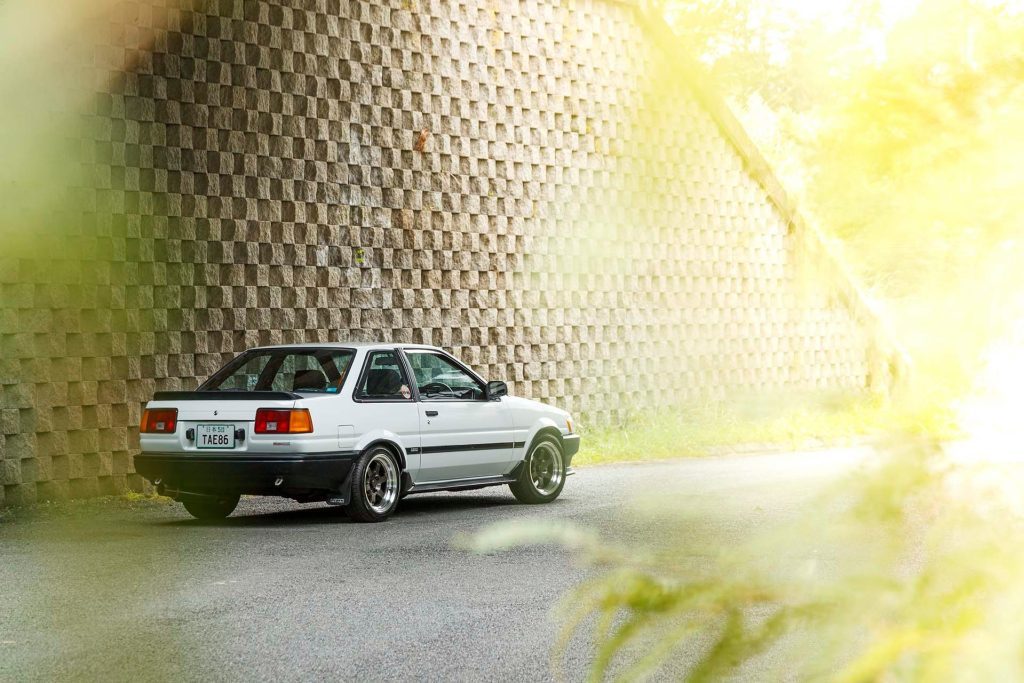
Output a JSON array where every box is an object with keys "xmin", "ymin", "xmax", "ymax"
[{"xmin": 402, "ymin": 349, "xmax": 515, "ymax": 483}]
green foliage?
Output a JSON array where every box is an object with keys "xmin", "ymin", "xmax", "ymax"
[
  {"xmin": 473, "ymin": 443, "xmax": 1024, "ymax": 679},
  {"xmin": 536, "ymin": 3, "xmax": 1024, "ymax": 672},
  {"xmin": 460, "ymin": 519, "xmax": 600, "ymax": 555},
  {"xmin": 575, "ymin": 394, "xmax": 958, "ymax": 466},
  {"xmin": 665, "ymin": 0, "xmax": 1024, "ymax": 394},
  {"xmin": 474, "ymin": 3, "xmax": 1024, "ymax": 676},
  {"xmin": 121, "ymin": 491, "xmax": 174, "ymax": 505}
]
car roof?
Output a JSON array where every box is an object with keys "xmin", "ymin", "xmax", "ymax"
[{"xmin": 250, "ymin": 342, "xmax": 444, "ymax": 352}]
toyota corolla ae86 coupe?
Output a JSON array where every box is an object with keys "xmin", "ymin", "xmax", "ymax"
[{"xmin": 133, "ymin": 343, "xmax": 579, "ymax": 522}]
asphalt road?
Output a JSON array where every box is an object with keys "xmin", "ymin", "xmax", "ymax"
[{"xmin": 0, "ymin": 448, "xmax": 870, "ymax": 682}]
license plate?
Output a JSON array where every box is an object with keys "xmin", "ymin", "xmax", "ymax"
[{"xmin": 197, "ymin": 424, "xmax": 235, "ymax": 450}]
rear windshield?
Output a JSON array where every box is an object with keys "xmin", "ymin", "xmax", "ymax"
[{"xmin": 200, "ymin": 349, "xmax": 356, "ymax": 394}]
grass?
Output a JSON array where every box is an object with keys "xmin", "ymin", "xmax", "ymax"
[
  {"xmin": 121, "ymin": 490, "xmax": 173, "ymax": 505},
  {"xmin": 573, "ymin": 391, "xmax": 959, "ymax": 466}
]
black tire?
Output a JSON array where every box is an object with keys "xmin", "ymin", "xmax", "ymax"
[
  {"xmin": 346, "ymin": 446, "xmax": 402, "ymax": 523},
  {"xmin": 510, "ymin": 435, "xmax": 567, "ymax": 504},
  {"xmin": 182, "ymin": 493, "xmax": 240, "ymax": 520}
]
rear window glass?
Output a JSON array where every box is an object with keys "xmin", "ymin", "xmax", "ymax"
[{"xmin": 201, "ymin": 349, "xmax": 356, "ymax": 394}]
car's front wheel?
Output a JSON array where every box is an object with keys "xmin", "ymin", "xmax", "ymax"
[
  {"xmin": 510, "ymin": 435, "xmax": 566, "ymax": 504},
  {"xmin": 182, "ymin": 493, "xmax": 240, "ymax": 521},
  {"xmin": 346, "ymin": 446, "xmax": 402, "ymax": 522}
]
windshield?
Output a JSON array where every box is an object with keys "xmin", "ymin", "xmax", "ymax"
[{"xmin": 200, "ymin": 348, "xmax": 356, "ymax": 394}]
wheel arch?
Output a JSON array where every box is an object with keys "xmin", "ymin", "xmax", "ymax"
[
  {"xmin": 360, "ymin": 438, "xmax": 407, "ymax": 471},
  {"xmin": 520, "ymin": 423, "xmax": 564, "ymax": 463},
  {"xmin": 530, "ymin": 425, "xmax": 563, "ymax": 450}
]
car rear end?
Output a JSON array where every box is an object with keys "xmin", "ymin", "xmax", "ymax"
[{"xmin": 134, "ymin": 346, "xmax": 359, "ymax": 504}]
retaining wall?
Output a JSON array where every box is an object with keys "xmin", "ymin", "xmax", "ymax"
[{"xmin": 0, "ymin": 0, "xmax": 895, "ymax": 503}]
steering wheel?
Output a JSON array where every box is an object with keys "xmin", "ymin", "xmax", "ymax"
[{"xmin": 420, "ymin": 381, "xmax": 454, "ymax": 396}]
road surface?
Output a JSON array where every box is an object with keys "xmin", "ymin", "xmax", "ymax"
[{"xmin": 0, "ymin": 448, "xmax": 870, "ymax": 682}]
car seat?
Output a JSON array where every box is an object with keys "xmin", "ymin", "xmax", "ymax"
[
  {"xmin": 365, "ymin": 368, "xmax": 402, "ymax": 397},
  {"xmin": 292, "ymin": 368, "xmax": 328, "ymax": 391}
]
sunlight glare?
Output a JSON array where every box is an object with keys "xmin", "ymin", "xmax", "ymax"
[{"xmin": 950, "ymin": 309, "xmax": 1024, "ymax": 464}]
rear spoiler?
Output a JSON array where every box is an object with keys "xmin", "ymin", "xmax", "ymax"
[{"xmin": 151, "ymin": 391, "xmax": 302, "ymax": 401}]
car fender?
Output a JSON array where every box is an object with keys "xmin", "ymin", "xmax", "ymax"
[
  {"xmin": 518, "ymin": 417, "xmax": 563, "ymax": 461},
  {"xmin": 353, "ymin": 429, "xmax": 412, "ymax": 471}
]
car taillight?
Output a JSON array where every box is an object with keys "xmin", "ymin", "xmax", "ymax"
[
  {"xmin": 140, "ymin": 408, "xmax": 178, "ymax": 434},
  {"xmin": 254, "ymin": 408, "xmax": 313, "ymax": 434}
]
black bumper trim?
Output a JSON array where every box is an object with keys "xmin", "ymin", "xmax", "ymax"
[
  {"xmin": 562, "ymin": 434, "xmax": 581, "ymax": 457},
  {"xmin": 134, "ymin": 450, "xmax": 359, "ymax": 497}
]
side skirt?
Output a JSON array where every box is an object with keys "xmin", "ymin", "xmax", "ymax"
[
  {"xmin": 405, "ymin": 474, "xmax": 518, "ymax": 495},
  {"xmin": 402, "ymin": 462, "xmax": 575, "ymax": 496}
]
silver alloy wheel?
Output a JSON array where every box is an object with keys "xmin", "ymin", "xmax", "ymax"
[
  {"xmin": 363, "ymin": 452, "xmax": 399, "ymax": 514},
  {"xmin": 529, "ymin": 441, "xmax": 564, "ymax": 496}
]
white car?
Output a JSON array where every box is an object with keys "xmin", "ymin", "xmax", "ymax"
[{"xmin": 134, "ymin": 343, "xmax": 580, "ymax": 521}]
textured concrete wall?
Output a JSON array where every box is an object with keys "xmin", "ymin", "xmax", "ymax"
[{"xmin": 0, "ymin": 0, "xmax": 890, "ymax": 503}]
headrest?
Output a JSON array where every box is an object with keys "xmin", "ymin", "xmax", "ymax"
[
  {"xmin": 366, "ymin": 368, "xmax": 402, "ymax": 396},
  {"xmin": 292, "ymin": 368, "xmax": 328, "ymax": 391}
]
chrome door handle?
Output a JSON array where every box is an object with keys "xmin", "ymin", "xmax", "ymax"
[{"xmin": 425, "ymin": 410, "xmax": 438, "ymax": 417}]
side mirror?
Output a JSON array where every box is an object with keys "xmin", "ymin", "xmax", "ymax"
[{"xmin": 485, "ymin": 380, "xmax": 508, "ymax": 400}]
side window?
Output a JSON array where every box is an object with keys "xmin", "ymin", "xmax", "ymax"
[
  {"xmin": 405, "ymin": 352, "xmax": 485, "ymax": 401},
  {"xmin": 354, "ymin": 351, "xmax": 413, "ymax": 401}
]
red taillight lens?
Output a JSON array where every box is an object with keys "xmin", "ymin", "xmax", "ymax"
[
  {"xmin": 140, "ymin": 408, "xmax": 178, "ymax": 434},
  {"xmin": 254, "ymin": 409, "xmax": 290, "ymax": 434},
  {"xmin": 254, "ymin": 408, "xmax": 313, "ymax": 434}
]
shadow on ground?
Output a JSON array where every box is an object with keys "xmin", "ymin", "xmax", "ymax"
[{"xmin": 154, "ymin": 493, "xmax": 522, "ymax": 527}]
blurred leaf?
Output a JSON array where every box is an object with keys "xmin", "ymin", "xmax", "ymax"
[{"xmin": 458, "ymin": 519, "xmax": 599, "ymax": 554}]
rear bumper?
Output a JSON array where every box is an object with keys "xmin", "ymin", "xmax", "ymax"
[{"xmin": 134, "ymin": 451, "xmax": 358, "ymax": 498}]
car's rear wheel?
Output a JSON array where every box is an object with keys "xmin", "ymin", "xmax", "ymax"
[
  {"xmin": 510, "ymin": 436, "xmax": 566, "ymax": 504},
  {"xmin": 346, "ymin": 447, "xmax": 401, "ymax": 522},
  {"xmin": 182, "ymin": 493, "xmax": 240, "ymax": 520}
]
